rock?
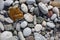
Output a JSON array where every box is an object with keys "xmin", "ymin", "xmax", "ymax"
[
  {"xmin": 28, "ymin": 23, "xmax": 34, "ymax": 28},
  {"xmin": 26, "ymin": 0, "xmax": 36, "ymax": 4},
  {"xmin": 53, "ymin": 7, "xmax": 59, "ymax": 17},
  {"xmin": 23, "ymin": 27, "xmax": 32, "ymax": 36},
  {"xmin": 42, "ymin": 21, "xmax": 46, "ymax": 26},
  {"xmin": 21, "ymin": 21, "xmax": 28, "ymax": 28},
  {"xmin": 18, "ymin": 31, "xmax": 25, "ymax": 40},
  {"xmin": 4, "ymin": 24, "xmax": 13, "ymax": 30},
  {"xmin": 13, "ymin": 0, "xmax": 19, "ymax": 5},
  {"xmin": 30, "ymin": 7, "xmax": 34, "ymax": 12},
  {"xmin": 38, "ymin": 2, "xmax": 48, "ymax": 14},
  {"xmin": 19, "ymin": 0, "xmax": 26, "ymax": 3},
  {"xmin": 36, "ymin": 0, "xmax": 41, "ymax": 3},
  {"xmin": 24, "ymin": 13, "xmax": 33, "ymax": 22},
  {"xmin": 41, "ymin": 0, "xmax": 50, "ymax": 3},
  {"xmin": 13, "ymin": 30, "xmax": 17, "ymax": 35},
  {"xmin": 31, "ymin": 28, "xmax": 35, "ymax": 32},
  {"xmin": 34, "ymin": 24, "xmax": 42, "ymax": 32},
  {"xmin": 33, "ymin": 7, "xmax": 40, "ymax": 16},
  {"xmin": 50, "ymin": 37, "xmax": 54, "ymax": 40},
  {"xmin": 51, "ymin": 14, "xmax": 57, "ymax": 20},
  {"xmin": 48, "ymin": 5, "xmax": 53, "ymax": 10},
  {"xmin": 28, "ymin": 5, "xmax": 33, "ymax": 10},
  {"xmin": 0, "ymin": 22, "xmax": 4, "ymax": 31},
  {"xmin": 4, "ymin": 17, "xmax": 13, "ymax": 23},
  {"xmin": 1, "ymin": 31, "xmax": 13, "ymax": 40},
  {"xmin": 0, "ymin": 0, "xmax": 4, "ymax": 10},
  {"xmin": 46, "ymin": 22, "xmax": 55, "ymax": 28},
  {"xmin": 34, "ymin": 33, "xmax": 47, "ymax": 40},
  {"xmin": 54, "ymin": 18, "xmax": 58, "ymax": 22},
  {"xmin": 4, "ymin": 0, "xmax": 13, "ymax": 6},
  {"xmin": 0, "ymin": 15, "xmax": 5, "ymax": 21},
  {"xmin": 26, "ymin": 36, "xmax": 34, "ymax": 40},
  {"xmin": 21, "ymin": 3, "xmax": 28, "ymax": 13}
]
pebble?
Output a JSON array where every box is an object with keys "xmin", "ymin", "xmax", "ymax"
[
  {"xmin": 28, "ymin": 5, "xmax": 33, "ymax": 10},
  {"xmin": 21, "ymin": 3, "xmax": 28, "ymax": 13},
  {"xmin": 13, "ymin": 30, "xmax": 17, "ymax": 35},
  {"xmin": 54, "ymin": 18, "xmax": 58, "ymax": 22},
  {"xmin": 26, "ymin": 0, "xmax": 36, "ymax": 4},
  {"xmin": 46, "ymin": 22, "xmax": 55, "ymax": 28},
  {"xmin": 53, "ymin": 7, "xmax": 59, "ymax": 17},
  {"xmin": 50, "ymin": 37, "xmax": 54, "ymax": 40},
  {"xmin": 4, "ymin": 17, "xmax": 13, "ymax": 23},
  {"xmin": 34, "ymin": 24, "xmax": 42, "ymax": 32},
  {"xmin": 41, "ymin": 0, "xmax": 50, "ymax": 3},
  {"xmin": 48, "ymin": 5, "xmax": 53, "ymax": 10},
  {"xmin": 24, "ymin": 13, "xmax": 33, "ymax": 22},
  {"xmin": 30, "ymin": 7, "xmax": 34, "ymax": 12},
  {"xmin": 38, "ymin": 2, "xmax": 48, "ymax": 14},
  {"xmin": 1, "ymin": 31, "xmax": 13, "ymax": 40},
  {"xmin": 0, "ymin": 15, "xmax": 5, "ymax": 21},
  {"xmin": 42, "ymin": 21, "xmax": 46, "ymax": 26},
  {"xmin": 0, "ymin": 0, "xmax": 4, "ymax": 10},
  {"xmin": 21, "ymin": 21, "xmax": 28, "ymax": 28},
  {"xmin": 19, "ymin": 0, "xmax": 26, "ymax": 3},
  {"xmin": 51, "ymin": 14, "xmax": 57, "ymax": 20},
  {"xmin": 26, "ymin": 36, "xmax": 34, "ymax": 40},
  {"xmin": 0, "ymin": 22, "xmax": 4, "ymax": 31},
  {"xmin": 23, "ymin": 27, "xmax": 32, "ymax": 36},
  {"xmin": 28, "ymin": 23, "xmax": 34, "ymax": 28}
]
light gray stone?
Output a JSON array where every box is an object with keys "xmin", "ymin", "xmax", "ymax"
[
  {"xmin": 19, "ymin": 0, "xmax": 26, "ymax": 3},
  {"xmin": 0, "ymin": 15, "xmax": 5, "ymax": 21},
  {"xmin": 48, "ymin": 5, "xmax": 53, "ymax": 10},
  {"xmin": 54, "ymin": 18, "xmax": 58, "ymax": 22},
  {"xmin": 41, "ymin": 0, "xmax": 50, "ymax": 3}
]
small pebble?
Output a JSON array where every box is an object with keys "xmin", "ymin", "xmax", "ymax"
[
  {"xmin": 26, "ymin": 36, "xmax": 34, "ymax": 40},
  {"xmin": 19, "ymin": 0, "xmax": 26, "ymax": 3},
  {"xmin": 42, "ymin": 21, "xmax": 46, "ymax": 26},
  {"xmin": 41, "ymin": 0, "xmax": 50, "ymax": 3}
]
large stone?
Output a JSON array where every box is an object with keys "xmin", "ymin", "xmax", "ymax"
[
  {"xmin": 23, "ymin": 27, "xmax": 32, "ymax": 36},
  {"xmin": 24, "ymin": 13, "xmax": 33, "ymax": 22},
  {"xmin": 21, "ymin": 3, "xmax": 28, "ymax": 13},
  {"xmin": 0, "ymin": 0, "xmax": 4, "ymax": 10},
  {"xmin": 38, "ymin": 2, "xmax": 48, "ymax": 14}
]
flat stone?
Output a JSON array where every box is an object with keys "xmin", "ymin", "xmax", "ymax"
[
  {"xmin": 38, "ymin": 2, "xmax": 48, "ymax": 14},
  {"xmin": 51, "ymin": 14, "xmax": 57, "ymax": 20},
  {"xmin": 23, "ymin": 27, "xmax": 32, "ymax": 36},
  {"xmin": 0, "ymin": 0, "xmax": 4, "ymax": 10},
  {"xmin": 26, "ymin": 0, "xmax": 36, "ymax": 4},
  {"xmin": 24, "ymin": 13, "xmax": 33, "ymax": 22},
  {"xmin": 34, "ymin": 24, "xmax": 42, "ymax": 32},
  {"xmin": 26, "ymin": 36, "xmax": 34, "ymax": 40},
  {"xmin": 46, "ymin": 22, "xmax": 55, "ymax": 28},
  {"xmin": 21, "ymin": 3, "xmax": 28, "ymax": 13},
  {"xmin": 19, "ymin": 0, "xmax": 26, "ymax": 3},
  {"xmin": 0, "ymin": 22, "xmax": 4, "ymax": 31},
  {"xmin": 1, "ymin": 31, "xmax": 13, "ymax": 40},
  {"xmin": 21, "ymin": 21, "xmax": 28, "ymax": 28}
]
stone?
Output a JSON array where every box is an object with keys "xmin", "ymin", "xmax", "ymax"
[
  {"xmin": 46, "ymin": 22, "xmax": 55, "ymax": 28},
  {"xmin": 1, "ymin": 31, "xmax": 13, "ymax": 40},
  {"xmin": 53, "ymin": 7, "xmax": 59, "ymax": 17},
  {"xmin": 9, "ymin": 6, "xmax": 24, "ymax": 21},
  {"xmin": 4, "ymin": 0, "xmax": 13, "ymax": 6},
  {"xmin": 33, "ymin": 7, "xmax": 40, "ymax": 16},
  {"xmin": 0, "ymin": 15, "xmax": 5, "ymax": 21},
  {"xmin": 26, "ymin": 36, "xmax": 34, "ymax": 40},
  {"xmin": 28, "ymin": 23, "xmax": 34, "ymax": 28},
  {"xmin": 34, "ymin": 24, "xmax": 42, "ymax": 32},
  {"xmin": 19, "ymin": 0, "xmax": 26, "ymax": 3},
  {"xmin": 28, "ymin": 5, "xmax": 33, "ymax": 10},
  {"xmin": 21, "ymin": 21, "xmax": 28, "ymax": 28},
  {"xmin": 31, "ymin": 28, "xmax": 35, "ymax": 32},
  {"xmin": 21, "ymin": 3, "xmax": 28, "ymax": 13},
  {"xmin": 18, "ymin": 31, "xmax": 25, "ymax": 40},
  {"xmin": 0, "ymin": 22, "xmax": 4, "ymax": 31},
  {"xmin": 26, "ymin": 0, "xmax": 36, "ymax": 4},
  {"xmin": 4, "ymin": 24, "xmax": 13, "ymax": 30},
  {"xmin": 23, "ymin": 27, "xmax": 32, "ymax": 36},
  {"xmin": 24, "ymin": 13, "xmax": 33, "ymax": 22},
  {"xmin": 54, "ymin": 18, "xmax": 58, "ymax": 22},
  {"xmin": 42, "ymin": 21, "xmax": 46, "ymax": 26},
  {"xmin": 13, "ymin": 30, "xmax": 17, "ymax": 35},
  {"xmin": 51, "ymin": 14, "xmax": 57, "ymax": 20},
  {"xmin": 13, "ymin": 0, "xmax": 19, "ymax": 5},
  {"xmin": 41, "ymin": 0, "xmax": 50, "ymax": 3},
  {"xmin": 4, "ymin": 17, "xmax": 13, "ymax": 23},
  {"xmin": 34, "ymin": 33, "xmax": 47, "ymax": 40},
  {"xmin": 0, "ymin": 0, "xmax": 4, "ymax": 10},
  {"xmin": 36, "ymin": 0, "xmax": 41, "ymax": 3},
  {"xmin": 38, "ymin": 2, "xmax": 48, "ymax": 14},
  {"xmin": 30, "ymin": 7, "xmax": 34, "ymax": 12},
  {"xmin": 48, "ymin": 5, "xmax": 53, "ymax": 10}
]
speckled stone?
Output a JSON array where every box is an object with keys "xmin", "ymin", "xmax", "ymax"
[{"xmin": 26, "ymin": 36, "xmax": 34, "ymax": 40}]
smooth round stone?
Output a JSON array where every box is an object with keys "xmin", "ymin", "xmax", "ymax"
[
  {"xmin": 42, "ymin": 21, "xmax": 46, "ymax": 26},
  {"xmin": 51, "ymin": 14, "xmax": 57, "ymax": 20},
  {"xmin": 0, "ymin": 22, "xmax": 4, "ymax": 31},
  {"xmin": 48, "ymin": 5, "xmax": 53, "ymax": 10},
  {"xmin": 0, "ymin": 0, "xmax": 4, "ymax": 10},
  {"xmin": 24, "ymin": 13, "xmax": 33, "ymax": 22},
  {"xmin": 34, "ymin": 24, "xmax": 42, "ymax": 32},
  {"xmin": 19, "ymin": 0, "xmax": 26, "ymax": 3},
  {"xmin": 26, "ymin": 36, "xmax": 34, "ymax": 40},
  {"xmin": 21, "ymin": 21, "xmax": 28, "ymax": 28},
  {"xmin": 1, "ymin": 31, "xmax": 13, "ymax": 40},
  {"xmin": 21, "ymin": 3, "xmax": 28, "ymax": 13},
  {"xmin": 46, "ymin": 22, "xmax": 55, "ymax": 28},
  {"xmin": 4, "ymin": 0, "xmax": 13, "ymax": 6},
  {"xmin": 38, "ymin": 2, "xmax": 48, "ymax": 14},
  {"xmin": 53, "ymin": 7, "xmax": 59, "ymax": 17},
  {"xmin": 30, "ymin": 7, "xmax": 34, "ymax": 12},
  {"xmin": 23, "ymin": 27, "xmax": 32, "ymax": 36},
  {"xmin": 41, "ymin": 0, "xmax": 50, "ymax": 3}
]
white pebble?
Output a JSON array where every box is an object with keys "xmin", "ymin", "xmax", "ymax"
[
  {"xmin": 48, "ymin": 5, "xmax": 53, "ymax": 10},
  {"xmin": 0, "ymin": 15, "xmax": 5, "ymax": 21},
  {"xmin": 41, "ymin": 0, "xmax": 50, "ymax": 3},
  {"xmin": 42, "ymin": 21, "xmax": 46, "ymax": 26}
]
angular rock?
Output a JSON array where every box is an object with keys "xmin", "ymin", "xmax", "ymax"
[
  {"xmin": 23, "ymin": 27, "xmax": 32, "ymax": 36},
  {"xmin": 24, "ymin": 13, "xmax": 33, "ymax": 22},
  {"xmin": 21, "ymin": 3, "xmax": 28, "ymax": 13},
  {"xmin": 38, "ymin": 2, "xmax": 48, "ymax": 14},
  {"xmin": 34, "ymin": 24, "xmax": 42, "ymax": 32},
  {"xmin": 26, "ymin": 36, "xmax": 34, "ymax": 40},
  {"xmin": 21, "ymin": 21, "xmax": 28, "ymax": 28}
]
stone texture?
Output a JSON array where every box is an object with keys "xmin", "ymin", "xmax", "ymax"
[
  {"xmin": 26, "ymin": 36, "xmax": 34, "ymax": 40},
  {"xmin": 19, "ymin": 0, "xmax": 26, "ymax": 3}
]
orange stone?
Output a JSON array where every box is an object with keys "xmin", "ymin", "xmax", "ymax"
[{"xmin": 8, "ymin": 6, "xmax": 24, "ymax": 21}]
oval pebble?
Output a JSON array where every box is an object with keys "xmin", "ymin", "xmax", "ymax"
[
  {"xmin": 23, "ymin": 27, "xmax": 32, "ymax": 36},
  {"xmin": 42, "ymin": 21, "xmax": 46, "ymax": 26}
]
